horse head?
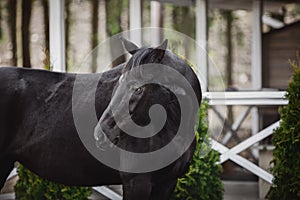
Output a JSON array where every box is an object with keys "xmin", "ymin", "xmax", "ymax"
[{"xmin": 94, "ymin": 37, "xmax": 200, "ymax": 153}]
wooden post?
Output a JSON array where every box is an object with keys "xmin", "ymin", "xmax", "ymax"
[
  {"xmin": 252, "ymin": 0, "xmax": 262, "ymax": 90},
  {"xmin": 150, "ymin": 1, "xmax": 163, "ymax": 46},
  {"xmin": 196, "ymin": 0, "xmax": 208, "ymax": 92},
  {"xmin": 251, "ymin": 0, "xmax": 263, "ymax": 158},
  {"xmin": 49, "ymin": 0, "xmax": 66, "ymax": 72},
  {"xmin": 129, "ymin": 0, "xmax": 142, "ymax": 46},
  {"xmin": 251, "ymin": 3, "xmax": 263, "ymax": 196}
]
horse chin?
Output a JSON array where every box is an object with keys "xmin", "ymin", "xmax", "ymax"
[
  {"xmin": 94, "ymin": 123, "xmax": 109, "ymax": 150},
  {"xmin": 95, "ymin": 132, "xmax": 108, "ymax": 151}
]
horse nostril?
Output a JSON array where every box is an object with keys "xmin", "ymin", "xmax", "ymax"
[
  {"xmin": 107, "ymin": 118, "xmax": 116, "ymax": 127},
  {"xmin": 113, "ymin": 135, "xmax": 120, "ymax": 145}
]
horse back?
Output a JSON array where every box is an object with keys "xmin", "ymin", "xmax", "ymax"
[
  {"xmin": 0, "ymin": 67, "xmax": 122, "ymax": 185},
  {"xmin": 0, "ymin": 67, "xmax": 26, "ymax": 152},
  {"xmin": 0, "ymin": 67, "xmax": 72, "ymax": 153}
]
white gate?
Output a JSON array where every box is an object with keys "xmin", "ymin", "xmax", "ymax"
[{"xmin": 205, "ymin": 91, "xmax": 287, "ymax": 184}]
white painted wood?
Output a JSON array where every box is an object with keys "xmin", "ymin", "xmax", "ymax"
[
  {"xmin": 196, "ymin": 0, "xmax": 208, "ymax": 92},
  {"xmin": 210, "ymin": 99, "xmax": 288, "ymax": 105},
  {"xmin": 204, "ymin": 91, "xmax": 286, "ymax": 99},
  {"xmin": 251, "ymin": 0, "xmax": 263, "ymax": 159},
  {"xmin": 251, "ymin": 107, "xmax": 260, "ymax": 158},
  {"xmin": 220, "ymin": 121, "xmax": 280, "ymax": 163},
  {"xmin": 203, "ymin": 91, "xmax": 288, "ymax": 105},
  {"xmin": 252, "ymin": 0, "xmax": 263, "ymax": 85},
  {"xmin": 212, "ymin": 140, "xmax": 274, "ymax": 183},
  {"xmin": 262, "ymin": 15, "xmax": 284, "ymax": 29},
  {"xmin": 129, "ymin": 0, "xmax": 142, "ymax": 46},
  {"xmin": 93, "ymin": 186, "xmax": 122, "ymax": 200},
  {"xmin": 150, "ymin": 1, "xmax": 163, "ymax": 46},
  {"xmin": 231, "ymin": 154, "xmax": 273, "ymax": 183},
  {"xmin": 6, "ymin": 168, "xmax": 17, "ymax": 181},
  {"xmin": 0, "ymin": 193, "xmax": 15, "ymax": 200},
  {"xmin": 49, "ymin": 0, "xmax": 66, "ymax": 72},
  {"xmin": 212, "ymin": 139, "xmax": 229, "ymax": 154}
]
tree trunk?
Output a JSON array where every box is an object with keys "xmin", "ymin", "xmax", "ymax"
[
  {"xmin": 0, "ymin": 1, "xmax": 3, "ymax": 40},
  {"xmin": 65, "ymin": 0, "xmax": 71, "ymax": 71},
  {"xmin": 91, "ymin": 0, "xmax": 99, "ymax": 73},
  {"xmin": 22, "ymin": 0, "xmax": 33, "ymax": 68},
  {"xmin": 224, "ymin": 11, "xmax": 234, "ymax": 125},
  {"xmin": 172, "ymin": 6, "xmax": 194, "ymax": 57},
  {"xmin": 7, "ymin": 0, "xmax": 18, "ymax": 66},
  {"xmin": 105, "ymin": 0, "xmax": 125, "ymax": 67},
  {"xmin": 225, "ymin": 11, "xmax": 233, "ymax": 88}
]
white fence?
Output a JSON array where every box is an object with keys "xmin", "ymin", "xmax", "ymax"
[{"xmin": 207, "ymin": 91, "xmax": 287, "ymax": 184}]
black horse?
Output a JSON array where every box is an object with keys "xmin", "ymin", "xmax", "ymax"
[{"xmin": 0, "ymin": 38, "xmax": 201, "ymax": 200}]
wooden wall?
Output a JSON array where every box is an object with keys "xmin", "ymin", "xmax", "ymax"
[{"xmin": 262, "ymin": 22, "xmax": 300, "ymax": 90}]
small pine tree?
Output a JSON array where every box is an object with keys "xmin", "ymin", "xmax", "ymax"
[
  {"xmin": 268, "ymin": 56, "xmax": 300, "ymax": 199},
  {"xmin": 171, "ymin": 101, "xmax": 224, "ymax": 200}
]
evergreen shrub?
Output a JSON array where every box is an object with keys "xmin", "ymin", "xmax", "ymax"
[
  {"xmin": 268, "ymin": 57, "xmax": 300, "ymax": 199},
  {"xmin": 171, "ymin": 101, "xmax": 224, "ymax": 200},
  {"xmin": 14, "ymin": 164, "xmax": 92, "ymax": 199}
]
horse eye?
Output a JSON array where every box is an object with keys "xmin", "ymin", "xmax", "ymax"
[{"xmin": 134, "ymin": 87, "xmax": 143, "ymax": 95}]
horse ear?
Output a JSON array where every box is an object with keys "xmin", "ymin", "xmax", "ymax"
[
  {"xmin": 152, "ymin": 39, "xmax": 168, "ymax": 62},
  {"xmin": 120, "ymin": 37, "xmax": 139, "ymax": 54},
  {"xmin": 156, "ymin": 39, "xmax": 168, "ymax": 51}
]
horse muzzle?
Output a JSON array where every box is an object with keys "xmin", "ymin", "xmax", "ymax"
[{"xmin": 94, "ymin": 120, "xmax": 121, "ymax": 150}]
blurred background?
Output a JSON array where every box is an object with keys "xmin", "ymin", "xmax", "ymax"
[
  {"xmin": 0, "ymin": 0, "xmax": 298, "ymax": 89},
  {"xmin": 0, "ymin": 1, "xmax": 300, "ymax": 199}
]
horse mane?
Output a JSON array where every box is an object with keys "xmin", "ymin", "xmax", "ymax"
[{"xmin": 121, "ymin": 47, "xmax": 152, "ymax": 74}]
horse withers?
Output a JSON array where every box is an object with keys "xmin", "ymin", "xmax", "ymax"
[{"xmin": 0, "ymin": 38, "xmax": 202, "ymax": 200}]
